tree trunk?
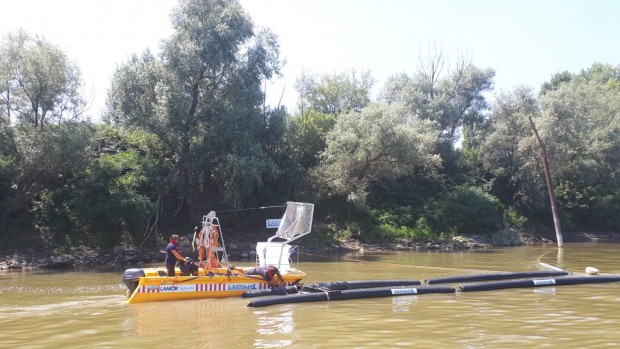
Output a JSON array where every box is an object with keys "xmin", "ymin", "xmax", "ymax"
[{"xmin": 527, "ymin": 116, "xmax": 563, "ymax": 247}]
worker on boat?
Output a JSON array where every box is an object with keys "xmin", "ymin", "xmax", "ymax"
[
  {"xmin": 197, "ymin": 227, "xmax": 208, "ymax": 261},
  {"xmin": 198, "ymin": 225, "xmax": 226, "ymax": 269},
  {"xmin": 233, "ymin": 265, "xmax": 285, "ymax": 286},
  {"xmin": 165, "ymin": 234, "xmax": 187, "ymax": 276}
]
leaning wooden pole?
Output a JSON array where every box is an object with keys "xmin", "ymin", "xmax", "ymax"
[{"xmin": 527, "ymin": 116, "xmax": 563, "ymax": 247}]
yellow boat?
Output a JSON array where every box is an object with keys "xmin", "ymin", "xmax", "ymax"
[
  {"xmin": 124, "ymin": 267, "xmax": 306, "ymax": 303},
  {"xmin": 122, "ymin": 202, "xmax": 314, "ymax": 303}
]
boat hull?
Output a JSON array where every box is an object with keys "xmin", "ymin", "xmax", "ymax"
[{"xmin": 126, "ymin": 267, "xmax": 305, "ymax": 303}]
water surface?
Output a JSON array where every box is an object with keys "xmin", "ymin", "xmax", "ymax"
[{"xmin": 1, "ymin": 242, "xmax": 618, "ymax": 348}]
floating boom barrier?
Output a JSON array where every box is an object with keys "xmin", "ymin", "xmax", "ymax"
[
  {"xmin": 458, "ymin": 275, "xmax": 620, "ymax": 292},
  {"xmin": 247, "ymin": 285, "xmax": 455, "ymax": 307},
  {"xmin": 244, "ymin": 271, "xmax": 620, "ymax": 307},
  {"xmin": 425, "ymin": 270, "xmax": 569, "ymax": 285},
  {"xmin": 242, "ymin": 279, "xmax": 422, "ymax": 298}
]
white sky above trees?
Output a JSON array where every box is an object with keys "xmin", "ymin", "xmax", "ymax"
[{"xmin": 2, "ymin": 0, "xmax": 619, "ymax": 120}]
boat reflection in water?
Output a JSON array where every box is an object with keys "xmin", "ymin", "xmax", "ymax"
[{"xmin": 127, "ymin": 296, "xmax": 296, "ymax": 348}]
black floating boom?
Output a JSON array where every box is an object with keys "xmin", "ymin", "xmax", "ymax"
[
  {"xmin": 300, "ymin": 280, "xmax": 421, "ymax": 292},
  {"xmin": 242, "ymin": 280, "xmax": 422, "ymax": 298},
  {"xmin": 245, "ymin": 273, "xmax": 620, "ymax": 307},
  {"xmin": 247, "ymin": 285, "xmax": 454, "ymax": 307},
  {"xmin": 426, "ymin": 270, "xmax": 569, "ymax": 285},
  {"xmin": 459, "ymin": 275, "xmax": 620, "ymax": 292},
  {"xmin": 241, "ymin": 286, "xmax": 300, "ymax": 298}
]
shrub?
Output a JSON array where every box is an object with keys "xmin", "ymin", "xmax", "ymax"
[
  {"xmin": 425, "ymin": 186, "xmax": 504, "ymax": 234},
  {"xmin": 506, "ymin": 207, "xmax": 528, "ymax": 229}
]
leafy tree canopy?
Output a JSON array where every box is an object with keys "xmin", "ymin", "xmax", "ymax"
[
  {"xmin": 0, "ymin": 29, "xmax": 85, "ymax": 127},
  {"xmin": 295, "ymin": 69, "xmax": 374, "ymax": 115},
  {"xmin": 315, "ymin": 103, "xmax": 441, "ymax": 204}
]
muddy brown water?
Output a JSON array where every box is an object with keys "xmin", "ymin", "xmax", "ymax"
[{"xmin": 1, "ymin": 242, "xmax": 619, "ymax": 348}]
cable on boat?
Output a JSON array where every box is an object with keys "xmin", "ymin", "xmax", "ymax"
[
  {"xmin": 211, "ymin": 204, "xmax": 287, "ymax": 213},
  {"xmin": 184, "ymin": 271, "xmax": 268, "ymax": 283}
]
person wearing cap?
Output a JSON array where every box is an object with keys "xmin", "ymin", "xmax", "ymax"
[{"xmin": 235, "ymin": 265, "xmax": 285, "ymax": 286}]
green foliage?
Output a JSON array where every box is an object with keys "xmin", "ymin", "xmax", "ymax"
[
  {"xmin": 0, "ymin": 122, "xmax": 16, "ymax": 233},
  {"xmin": 106, "ymin": 0, "xmax": 283, "ymax": 212},
  {"xmin": 375, "ymin": 219, "xmax": 438, "ymax": 241},
  {"xmin": 424, "ymin": 186, "xmax": 504, "ymax": 234},
  {"xmin": 540, "ymin": 70, "xmax": 573, "ymax": 95},
  {"xmin": 373, "ymin": 208, "xmax": 418, "ymax": 240},
  {"xmin": 381, "ymin": 54, "xmax": 495, "ymax": 142},
  {"xmin": 506, "ymin": 207, "xmax": 528, "ymax": 229},
  {"xmin": 295, "ymin": 69, "xmax": 374, "ymax": 115},
  {"xmin": 2, "ymin": 8, "xmax": 620, "ymax": 252},
  {"xmin": 478, "ymin": 87, "xmax": 541, "ymax": 208},
  {"xmin": 537, "ymin": 63, "xmax": 620, "ymax": 230},
  {"xmin": 11, "ymin": 123, "xmax": 94, "ymax": 247},
  {"xmin": 587, "ymin": 194, "xmax": 620, "ymax": 229},
  {"xmin": 12, "ymin": 122, "xmax": 94, "ymax": 211},
  {"xmin": 314, "ymin": 103, "xmax": 441, "ymax": 204},
  {"xmin": 334, "ymin": 222, "xmax": 360, "ymax": 241},
  {"xmin": 287, "ymin": 110, "xmax": 335, "ymax": 169},
  {"xmin": 30, "ymin": 125, "xmax": 168, "ymax": 249},
  {"xmin": 0, "ymin": 29, "xmax": 85, "ymax": 127},
  {"xmin": 412, "ymin": 218, "xmax": 438, "ymax": 240},
  {"xmin": 295, "ymin": 224, "xmax": 339, "ymax": 246}
]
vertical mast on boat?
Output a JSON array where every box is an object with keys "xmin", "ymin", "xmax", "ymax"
[{"xmin": 196, "ymin": 211, "xmax": 228, "ymax": 270}]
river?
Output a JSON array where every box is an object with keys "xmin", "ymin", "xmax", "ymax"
[{"xmin": 1, "ymin": 242, "xmax": 619, "ymax": 348}]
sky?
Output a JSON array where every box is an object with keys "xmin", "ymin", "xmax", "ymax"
[{"xmin": 1, "ymin": 0, "xmax": 619, "ymax": 120}]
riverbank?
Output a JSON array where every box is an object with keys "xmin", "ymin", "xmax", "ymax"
[{"xmin": 1, "ymin": 230, "xmax": 618, "ymax": 270}]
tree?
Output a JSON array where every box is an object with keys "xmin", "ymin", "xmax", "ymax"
[
  {"xmin": 381, "ymin": 50, "xmax": 495, "ymax": 143},
  {"xmin": 0, "ymin": 121, "xmax": 16, "ymax": 236},
  {"xmin": 537, "ymin": 63, "xmax": 620, "ymax": 229},
  {"xmin": 540, "ymin": 70, "xmax": 573, "ymax": 95},
  {"xmin": 378, "ymin": 50, "xmax": 496, "ymax": 231},
  {"xmin": 106, "ymin": 0, "xmax": 283, "ymax": 219},
  {"xmin": 10, "ymin": 123, "xmax": 94, "ymax": 211},
  {"xmin": 295, "ymin": 69, "xmax": 374, "ymax": 115},
  {"xmin": 2, "ymin": 122, "xmax": 94, "ymax": 248},
  {"xmin": 479, "ymin": 87, "xmax": 539, "ymax": 207},
  {"xmin": 478, "ymin": 63, "xmax": 620, "ymax": 231},
  {"xmin": 29, "ymin": 125, "xmax": 168, "ymax": 249},
  {"xmin": 0, "ymin": 29, "xmax": 85, "ymax": 127},
  {"xmin": 288, "ymin": 69, "xmax": 374, "ymax": 201},
  {"xmin": 287, "ymin": 109, "xmax": 335, "ymax": 169},
  {"xmin": 314, "ymin": 103, "xmax": 441, "ymax": 204}
]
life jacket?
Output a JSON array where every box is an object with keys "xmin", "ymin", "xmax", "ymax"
[
  {"xmin": 197, "ymin": 225, "xmax": 220, "ymax": 268},
  {"xmin": 197, "ymin": 228, "xmax": 207, "ymax": 261}
]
